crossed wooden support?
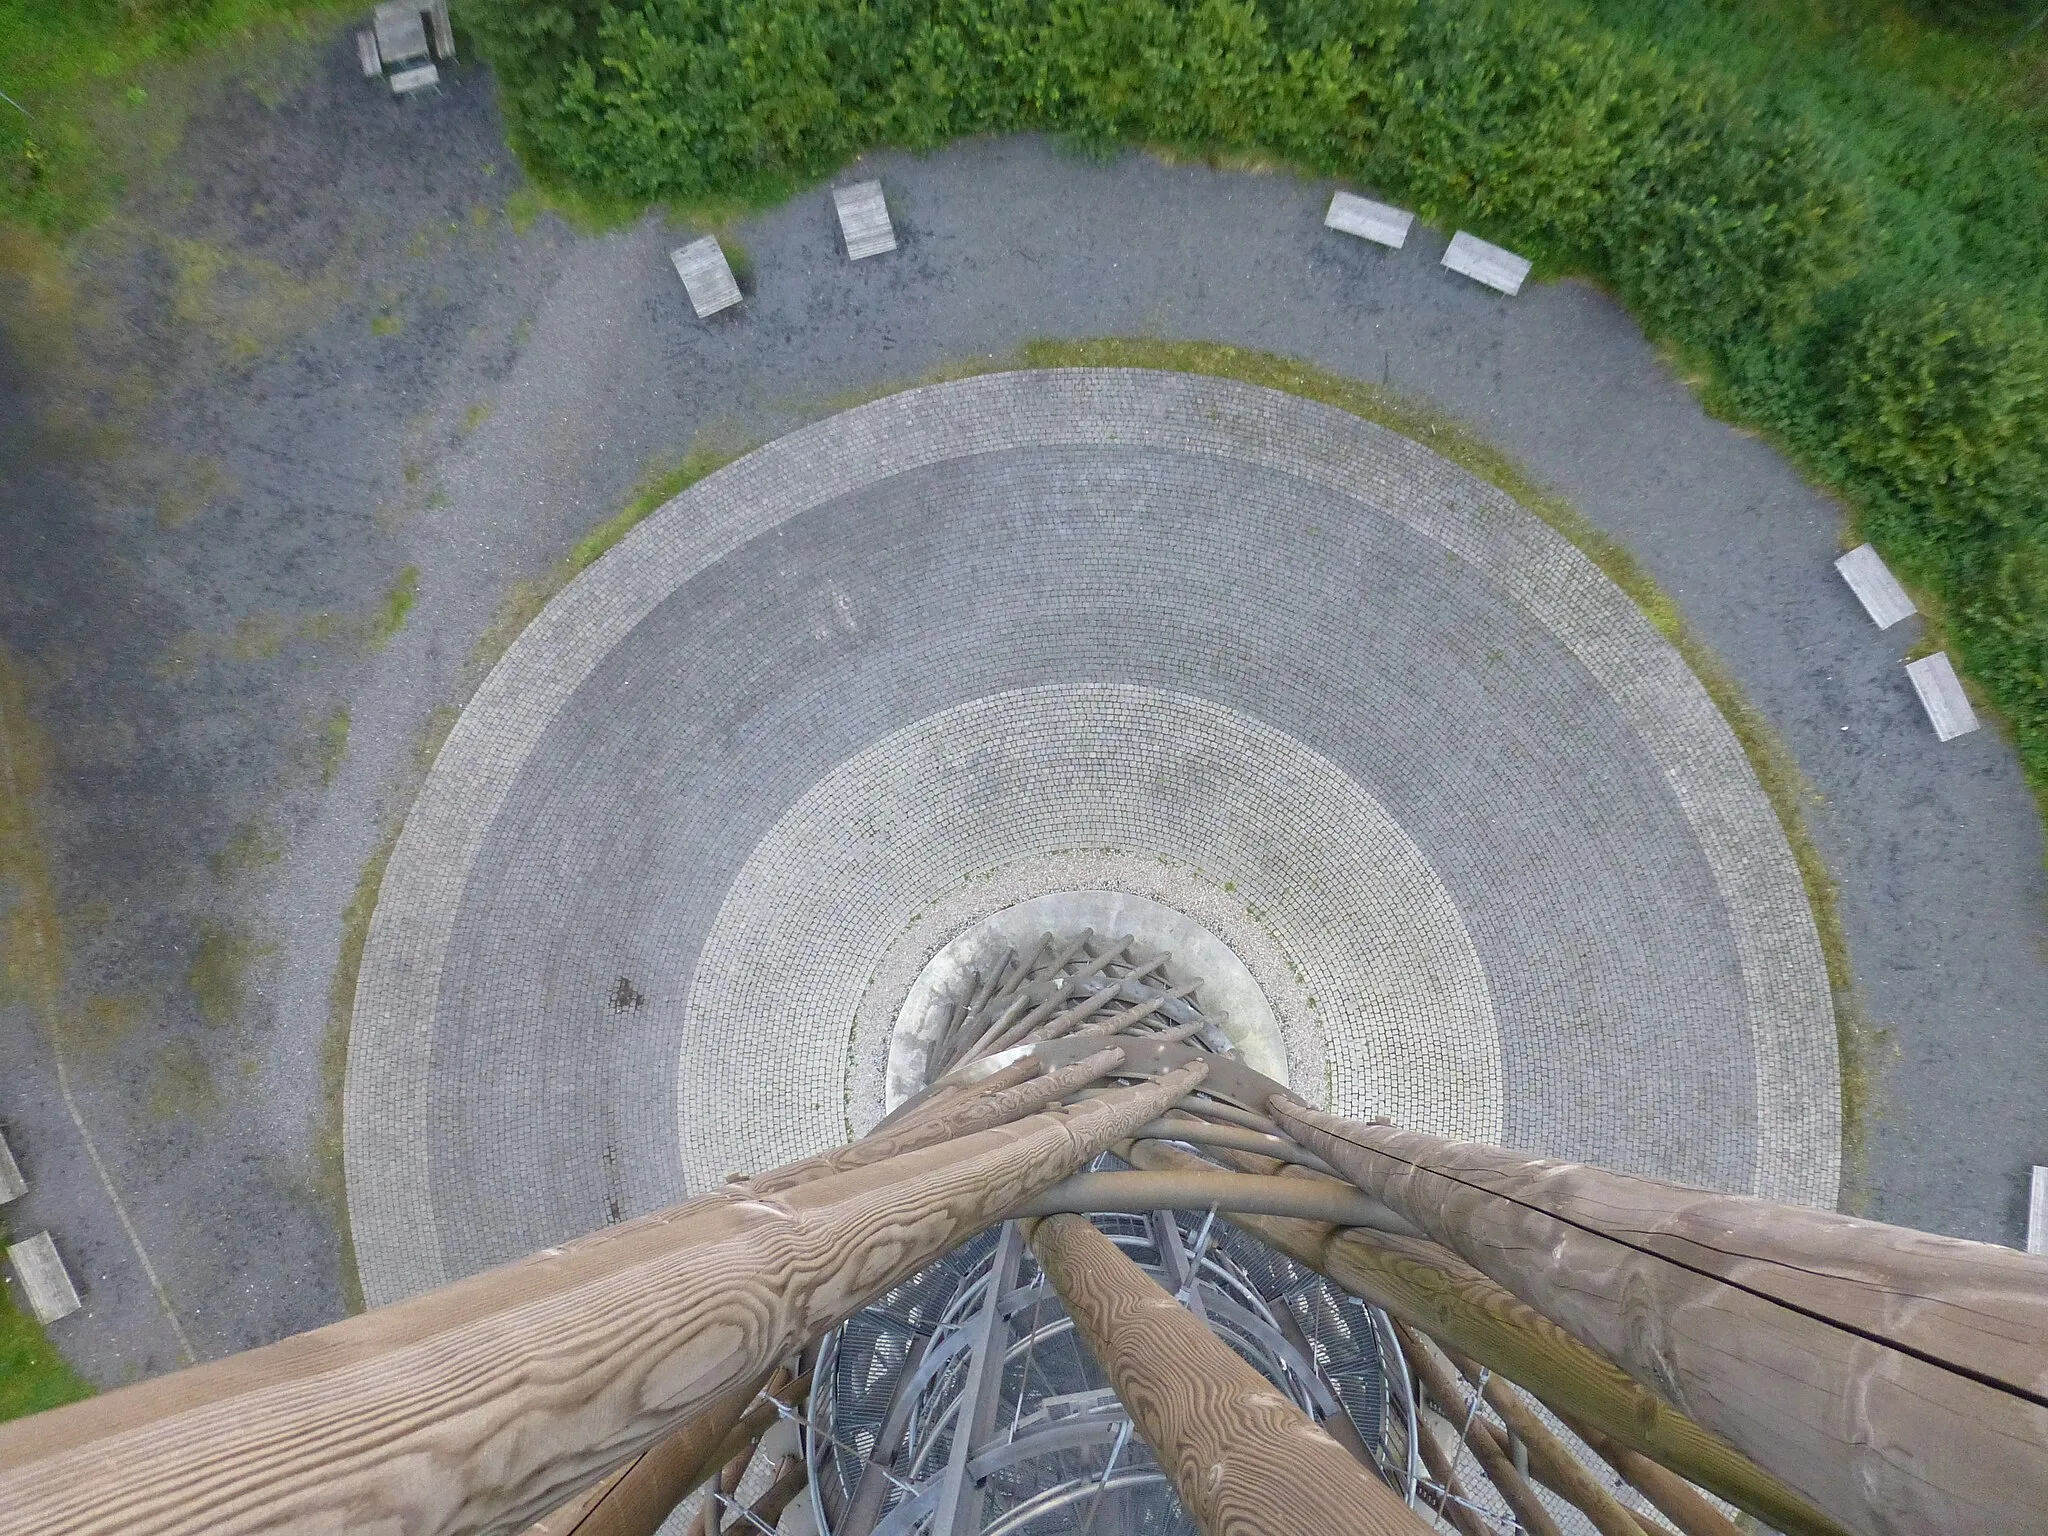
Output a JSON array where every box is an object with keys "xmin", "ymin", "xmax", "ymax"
[{"xmin": 2, "ymin": 1017, "xmax": 2042, "ymax": 1536}]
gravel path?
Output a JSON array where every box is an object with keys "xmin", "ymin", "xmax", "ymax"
[{"xmin": 0, "ymin": 35, "xmax": 2040, "ymax": 1384}]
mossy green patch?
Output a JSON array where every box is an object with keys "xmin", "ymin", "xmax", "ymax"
[
  {"xmin": 318, "ymin": 823, "xmax": 392, "ymax": 1317},
  {"xmin": 185, "ymin": 918, "xmax": 272, "ymax": 1028},
  {"xmin": 316, "ymin": 706, "xmax": 349, "ymax": 785},
  {"xmin": 368, "ymin": 566, "xmax": 419, "ymax": 651},
  {"xmin": 156, "ymin": 455, "xmax": 232, "ymax": 529},
  {"xmin": 209, "ymin": 818, "xmax": 283, "ymax": 881},
  {"xmin": 160, "ymin": 231, "xmax": 341, "ymax": 363},
  {"xmin": 569, "ymin": 445, "xmax": 749, "ymax": 575},
  {"xmin": 143, "ymin": 1034, "xmax": 219, "ymax": 1122},
  {"xmin": 0, "ymin": 2, "xmax": 349, "ymax": 236}
]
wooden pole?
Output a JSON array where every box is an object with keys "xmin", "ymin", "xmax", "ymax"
[
  {"xmin": 1026, "ymin": 1212, "xmax": 1433, "ymax": 1536},
  {"xmin": 747, "ymin": 1047, "xmax": 1121, "ymax": 1195},
  {"xmin": 1444, "ymin": 1354, "xmax": 1645, "ymax": 1536},
  {"xmin": 0, "ymin": 1068, "xmax": 1203, "ymax": 1536},
  {"xmin": 521, "ymin": 1373, "xmax": 810, "ymax": 1536},
  {"xmin": 1125, "ymin": 1139, "xmax": 1847, "ymax": 1536},
  {"xmin": 1273, "ymin": 1104, "xmax": 2048, "ymax": 1536},
  {"xmin": 1396, "ymin": 1320, "xmax": 1565, "ymax": 1536},
  {"xmin": 1556, "ymin": 1414, "xmax": 1744, "ymax": 1536},
  {"xmin": 1406, "ymin": 1406, "xmax": 1493, "ymax": 1536},
  {"xmin": 1008, "ymin": 1166, "xmax": 1409, "ymax": 1229},
  {"xmin": 518, "ymin": 1377, "xmax": 763, "ymax": 1536}
]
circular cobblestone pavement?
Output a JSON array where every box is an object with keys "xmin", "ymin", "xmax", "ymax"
[{"xmin": 344, "ymin": 370, "xmax": 1836, "ymax": 1305}]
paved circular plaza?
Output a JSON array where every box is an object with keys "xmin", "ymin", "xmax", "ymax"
[{"xmin": 343, "ymin": 369, "xmax": 1837, "ymax": 1306}]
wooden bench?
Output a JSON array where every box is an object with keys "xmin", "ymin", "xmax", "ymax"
[
  {"xmin": 1835, "ymin": 543, "xmax": 1917, "ymax": 629},
  {"xmin": 360, "ymin": 2, "xmax": 452, "ymax": 91},
  {"xmin": 6, "ymin": 1230, "xmax": 81, "ymax": 1324},
  {"xmin": 1442, "ymin": 230, "xmax": 1531, "ymax": 296},
  {"xmin": 0, "ymin": 1127, "xmax": 23, "ymax": 1204},
  {"xmin": 1905, "ymin": 651, "xmax": 1980, "ymax": 741},
  {"xmin": 387, "ymin": 63, "xmax": 440, "ymax": 95},
  {"xmin": 1324, "ymin": 191, "xmax": 1413, "ymax": 250},
  {"xmin": 671, "ymin": 237, "xmax": 743, "ymax": 318},
  {"xmin": 833, "ymin": 181, "xmax": 897, "ymax": 260}
]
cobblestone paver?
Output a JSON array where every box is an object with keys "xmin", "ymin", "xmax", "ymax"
[{"xmin": 345, "ymin": 371, "xmax": 1836, "ymax": 1305}]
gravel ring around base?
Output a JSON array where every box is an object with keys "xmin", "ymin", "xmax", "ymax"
[{"xmin": 344, "ymin": 369, "xmax": 1836, "ymax": 1306}]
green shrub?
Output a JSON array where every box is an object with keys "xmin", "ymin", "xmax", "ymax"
[{"xmin": 463, "ymin": 0, "xmax": 2048, "ymax": 799}]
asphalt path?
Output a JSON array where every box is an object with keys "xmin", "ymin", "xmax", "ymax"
[{"xmin": 0, "ymin": 33, "xmax": 2041, "ymax": 1384}]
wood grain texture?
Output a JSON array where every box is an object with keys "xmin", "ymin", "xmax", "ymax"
[
  {"xmin": 1027, "ymin": 1212, "xmax": 1432, "ymax": 1536},
  {"xmin": 1397, "ymin": 1321, "xmax": 1565, "ymax": 1536},
  {"xmin": 520, "ymin": 1372, "xmax": 809, "ymax": 1536},
  {"xmin": 1275, "ymin": 1103, "xmax": 2048, "ymax": 1536},
  {"xmin": 747, "ymin": 1049, "xmax": 1117, "ymax": 1195},
  {"xmin": 519, "ymin": 1376, "xmax": 765, "ymax": 1536},
  {"xmin": 1011, "ymin": 1165, "xmax": 1405, "ymax": 1228},
  {"xmin": 1558, "ymin": 1415, "xmax": 1743, "ymax": 1536},
  {"xmin": 0, "ymin": 1069, "xmax": 1201, "ymax": 1536},
  {"xmin": 1449, "ymin": 1359, "xmax": 1645, "ymax": 1536},
  {"xmin": 1126, "ymin": 1140, "xmax": 1846, "ymax": 1536}
]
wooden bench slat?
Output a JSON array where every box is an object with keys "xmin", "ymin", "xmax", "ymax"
[
  {"xmin": 0, "ymin": 1129, "xmax": 24, "ymax": 1204},
  {"xmin": 1905, "ymin": 651, "xmax": 1979, "ymax": 741},
  {"xmin": 388, "ymin": 62, "xmax": 439, "ymax": 95},
  {"xmin": 1443, "ymin": 230, "xmax": 1531, "ymax": 296},
  {"xmin": 832, "ymin": 181, "xmax": 896, "ymax": 260},
  {"xmin": 670, "ymin": 237, "xmax": 743, "ymax": 318},
  {"xmin": 1324, "ymin": 191, "xmax": 1413, "ymax": 250},
  {"xmin": 1834, "ymin": 543, "xmax": 1917, "ymax": 629},
  {"xmin": 7, "ymin": 1231, "xmax": 81, "ymax": 1324}
]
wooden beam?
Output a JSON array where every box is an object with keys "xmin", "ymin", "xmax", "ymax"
[
  {"xmin": 1125, "ymin": 1139, "xmax": 1847, "ymax": 1536},
  {"xmin": 518, "ymin": 1376, "xmax": 762, "ymax": 1536},
  {"xmin": 735, "ymin": 1456, "xmax": 807, "ymax": 1529},
  {"xmin": 1396, "ymin": 1321, "xmax": 1565, "ymax": 1536},
  {"xmin": 1466, "ymin": 1420, "xmax": 1671, "ymax": 1536},
  {"xmin": 747, "ymin": 1048, "xmax": 1119, "ymax": 1194},
  {"xmin": 520, "ymin": 1372, "xmax": 810, "ymax": 1536},
  {"xmin": 1406, "ymin": 1399, "xmax": 1493, "ymax": 1536},
  {"xmin": 1273, "ymin": 1104, "xmax": 2048, "ymax": 1536},
  {"xmin": 1026, "ymin": 1212, "xmax": 1433, "ymax": 1536},
  {"xmin": 0, "ymin": 1069, "xmax": 1203, "ymax": 1536},
  {"xmin": 1556, "ymin": 1414, "xmax": 1745, "ymax": 1536},
  {"xmin": 1008, "ymin": 1166, "xmax": 1410, "ymax": 1229},
  {"xmin": 1445, "ymin": 1352, "xmax": 1645, "ymax": 1536}
]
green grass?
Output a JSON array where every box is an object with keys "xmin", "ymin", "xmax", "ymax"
[
  {"xmin": 568, "ymin": 447, "xmax": 751, "ymax": 574},
  {"xmin": 0, "ymin": 1217, "xmax": 94, "ymax": 1424},
  {"xmin": 368, "ymin": 566, "xmax": 418, "ymax": 651},
  {"xmin": 316, "ymin": 706, "xmax": 349, "ymax": 785},
  {"xmin": 0, "ymin": 1, "xmax": 343, "ymax": 235},
  {"xmin": 1582, "ymin": 0, "xmax": 2048, "ymax": 304}
]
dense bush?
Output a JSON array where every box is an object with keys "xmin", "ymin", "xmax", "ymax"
[{"xmin": 465, "ymin": 0, "xmax": 2048, "ymax": 797}]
